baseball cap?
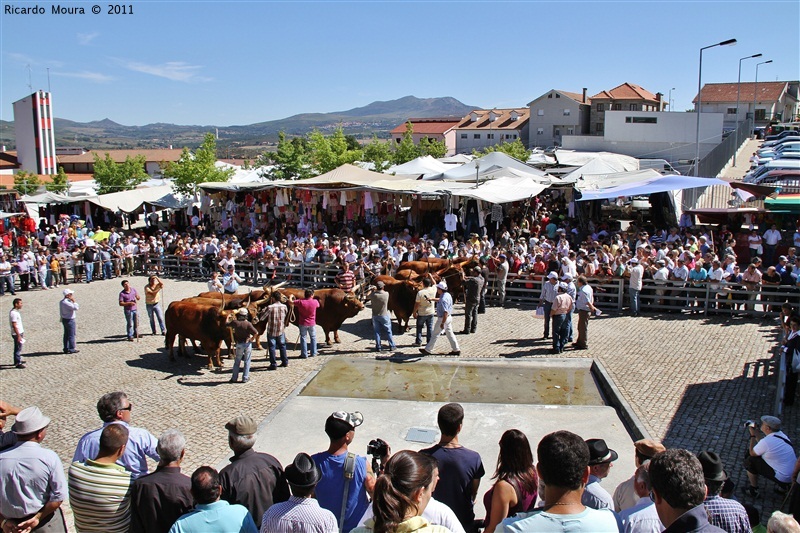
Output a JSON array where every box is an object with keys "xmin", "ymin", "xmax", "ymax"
[
  {"xmin": 325, "ymin": 411, "xmax": 364, "ymax": 439},
  {"xmin": 63, "ymin": 288, "xmax": 74, "ymax": 296},
  {"xmin": 547, "ymin": 272, "xmax": 558, "ymax": 279}
]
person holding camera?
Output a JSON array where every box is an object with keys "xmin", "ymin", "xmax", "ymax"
[
  {"xmin": 744, "ymin": 416, "xmax": 797, "ymax": 497},
  {"xmin": 312, "ymin": 411, "xmax": 387, "ymax": 533}
]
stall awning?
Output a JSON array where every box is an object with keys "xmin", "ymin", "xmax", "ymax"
[
  {"xmin": 576, "ymin": 171, "xmax": 728, "ymax": 201},
  {"xmin": 765, "ymin": 194, "xmax": 800, "ymax": 212}
]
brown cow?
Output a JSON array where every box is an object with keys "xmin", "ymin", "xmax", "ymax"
[
  {"xmin": 397, "ymin": 259, "xmax": 452, "ymax": 277},
  {"xmin": 374, "ymin": 275, "xmax": 422, "ymax": 333},
  {"xmin": 278, "ymin": 288, "xmax": 364, "ymax": 345},
  {"xmin": 196, "ymin": 285, "xmax": 285, "ymax": 349},
  {"xmin": 165, "ymin": 301, "xmax": 235, "ymax": 369}
]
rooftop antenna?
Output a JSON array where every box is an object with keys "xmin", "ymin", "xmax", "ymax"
[{"xmin": 26, "ymin": 64, "xmax": 32, "ymax": 92}]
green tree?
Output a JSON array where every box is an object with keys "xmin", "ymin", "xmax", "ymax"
[
  {"xmin": 13, "ymin": 170, "xmax": 40, "ymax": 196},
  {"xmin": 163, "ymin": 132, "xmax": 234, "ymax": 195},
  {"xmin": 309, "ymin": 127, "xmax": 363, "ymax": 174},
  {"xmin": 92, "ymin": 152, "xmax": 148, "ymax": 194},
  {"xmin": 393, "ymin": 122, "xmax": 420, "ymax": 164},
  {"xmin": 46, "ymin": 166, "xmax": 70, "ymax": 194},
  {"xmin": 419, "ymin": 137, "xmax": 447, "ymax": 159},
  {"xmin": 472, "ymin": 138, "xmax": 531, "ymax": 162},
  {"xmin": 259, "ymin": 131, "xmax": 313, "ymax": 180},
  {"xmin": 362, "ymin": 136, "xmax": 393, "ymax": 173},
  {"xmin": 344, "ymin": 134, "xmax": 360, "ymax": 151}
]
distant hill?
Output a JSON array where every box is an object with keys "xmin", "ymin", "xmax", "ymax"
[{"xmin": 2, "ymin": 96, "xmax": 478, "ymax": 155}]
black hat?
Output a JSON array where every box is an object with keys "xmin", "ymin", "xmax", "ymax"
[
  {"xmin": 586, "ymin": 439, "xmax": 618, "ymax": 465},
  {"xmin": 697, "ymin": 451, "xmax": 727, "ymax": 482},
  {"xmin": 285, "ymin": 452, "xmax": 322, "ymax": 488}
]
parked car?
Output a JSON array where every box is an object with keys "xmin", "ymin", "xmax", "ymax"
[
  {"xmin": 744, "ymin": 158, "xmax": 800, "ymax": 182},
  {"xmin": 764, "ymin": 130, "xmax": 800, "ymax": 142},
  {"xmin": 761, "ymin": 135, "xmax": 800, "ymax": 148}
]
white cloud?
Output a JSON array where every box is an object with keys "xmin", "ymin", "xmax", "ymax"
[
  {"xmin": 54, "ymin": 70, "xmax": 114, "ymax": 83},
  {"xmin": 121, "ymin": 60, "xmax": 211, "ymax": 82},
  {"xmin": 5, "ymin": 52, "xmax": 65, "ymax": 68},
  {"xmin": 77, "ymin": 32, "xmax": 99, "ymax": 45}
]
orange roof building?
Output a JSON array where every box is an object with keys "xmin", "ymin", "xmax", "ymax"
[
  {"xmin": 590, "ymin": 83, "xmax": 665, "ymax": 134},
  {"xmin": 693, "ymin": 81, "xmax": 799, "ymax": 130},
  {"xmin": 453, "ymin": 108, "xmax": 530, "ymax": 154},
  {"xmin": 57, "ymin": 148, "xmax": 184, "ymax": 177},
  {"xmin": 390, "ymin": 118, "xmax": 461, "ymax": 156}
]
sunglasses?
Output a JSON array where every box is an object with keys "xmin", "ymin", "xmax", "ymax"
[{"xmin": 119, "ymin": 404, "xmax": 133, "ymax": 412}]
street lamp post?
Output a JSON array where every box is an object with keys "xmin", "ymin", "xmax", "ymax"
[
  {"xmin": 475, "ymin": 160, "xmax": 480, "ymax": 187},
  {"xmin": 695, "ymin": 38, "xmax": 737, "ymax": 176},
  {"xmin": 734, "ymin": 53, "xmax": 762, "ymax": 166},
  {"xmin": 668, "ymin": 88, "xmax": 675, "ymax": 112},
  {"xmin": 753, "ymin": 60, "xmax": 773, "ymax": 137}
]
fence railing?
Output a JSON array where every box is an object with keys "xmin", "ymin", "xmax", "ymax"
[{"xmin": 696, "ymin": 118, "xmax": 753, "ymax": 178}]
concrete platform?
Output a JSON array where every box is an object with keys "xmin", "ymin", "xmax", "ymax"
[{"xmin": 238, "ymin": 357, "xmax": 636, "ymax": 519}]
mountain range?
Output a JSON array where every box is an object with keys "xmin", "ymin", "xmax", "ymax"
[{"xmin": 0, "ymin": 95, "xmax": 477, "ymax": 156}]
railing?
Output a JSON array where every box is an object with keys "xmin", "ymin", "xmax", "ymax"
[{"xmin": 695, "ymin": 118, "xmax": 753, "ymax": 178}]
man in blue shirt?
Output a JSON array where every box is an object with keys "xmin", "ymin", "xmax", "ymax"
[
  {"xmin": 73, "ymin": 392, "xmax": 159, "ymax": 479},
  {"xmin": 419, "ymin": 281, "xmax": 460, "ymax": 356},
  {"xmin": 169, "ymin": 466, "xmax": 257, "ymax": 533}
]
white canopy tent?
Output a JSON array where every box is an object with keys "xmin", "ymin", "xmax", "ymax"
[
  {"xmin": 437, "ymin": 154, "xmax": 474, "ymax": 165},
  {"xmin": 574, "ymin": 170, "xmax": 729, "ymax": 201},
  {"xmin": 385, "ymin": 156, "xmax": 450, "ymax": 179},
  {"xmin": 429, "ymin": 152, "xmax": 548, "ymax": 182},
  {"xmin": 560, "ymin": 158, "xmax": 638, "ymax": 184},
  {"xmin": 554, "ymin": 151, "xmax": 639, "ymax": 171}
]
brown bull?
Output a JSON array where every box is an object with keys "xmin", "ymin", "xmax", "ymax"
[
  {"xmin": 397, "ymin": 259, "xmax": 452, "ymax": 276},
  {"xmin": 374, "ymin": 275, "xmax": 422, "ymax": 333},
  {"xmin": 165, "ymin": 301, "xmax": 235, "ymax": 369},
  {"xmin": 196, "ymin": 285, "xmax": 284, "ymax": 349},
  {"xmin": 437, "ymin": 259, "xmax": 478, "ymax": 302},
  {"xmin": 278, "ymin": 288, "xmax": 364, "ymax": 345}
]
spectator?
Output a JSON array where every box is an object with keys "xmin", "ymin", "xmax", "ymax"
[
  {"xmin": 550, "ymin": 282, "xmax": 573, "ymax": 354},
  {"xmin": 370, "ymin": 281, "xmax": 395, "ymax": 352},
  {"xmin": 312, "ymin": 411, "xmax": 378, "ymax": 533},
  {"xmin": 223, "ymin": 264, "xmax": 243, "ymax": 294},
  {"xmin": 574, "ymin": 276, "xmax": 596, "ymax": 350},
  {"xmin": 69, "ymin": 424, "xmax": 133, "ymax": 532},
  {"xmin": 119, "ymin": 279, "xmax": 141, "ymax": 341},
  {"xmin": 743, "ymin": 503, "xmax": 766, "ymax": 533},
  {"xmin": 130, "ymin": 429, "xmax": 193, "ymax": 533},
  {"xmin": 421, "ymin": 403, "xmax": 484, "ymax": 532},
  {"xmin": 413, "ymin": 276, "xmax": 437, "ymax": 346},
  {"xmin": 744, "ymin": 416, "xmax": 797, "ymax": 497},
  {"xmin": 352, "ymin": 451, "xmax": 448, "ymax": 533},
  {"xmin": 629, "ymin": 258, "xmax": 644, "ymax": 316},
  {"xmin": 265, "ymin": 291, "xmax": 289, "ymax": 371},
  {"xmin": 207, "ymin": 271, "xmax": 224, "ymax": 293},
  {"xmin": 462, "ymin": 268, "xmax": 484, "ymax": 335},
  {"xmin": 539, "ymin": 272, "xmax": 559, "ymax": 338},
  {"xmin": 219, "ymin": 414, "xmax": 290, "ymax": 525},
  {"xmin": 289, "ymin": 289, "xmax": 320, "ymax": 359},
  {"xmin": 649, "ymin": 449, "xmax": 725, "ymax": 532},
  {"xmin": 73, "ymin": 391, "xmax": 159, "ymax": 479},
  {"xmin": 767, "ymin": 512, "xmax": 800, "ymax": 533},
  {"xmin": 60, "ymin": 288, "xmax": 80, "ymax": 354},
  {"xmin": 0, "ymin": 406, "xmax": 68, "ymax": 532},
  {"xmin": 144, "ymin": 275, "xmax": 166, "ymax": 336},
  {"xmin": 9, "ymin": 297, "xmax": 25, "ymax": 369},
  {"xmin": 500, "ymin": 430, "xmax": 618, "ymax": 532},
  {"xmin": 420, "ymin": 281, "xmax": 460, "ymax": 356},
  {"xmin": 614, "ymin": 439, "xmax": 666, "ymax": 512},
  {"xmin": 618, "ymin": 462, "xmax": 663, "ymax": 533},
  {"xmin": 697, "ymin": 451, "xmax": 750, "ymax": 533},
  {"xmin": 482, "ymin": 429, "xmax": 538, "ymax": 533},
  {"xmin": 581, "ymin": 438, "xmax": 618, "ymax": 510},
  {"xmin": 764, "ymin": 225, "xmax": 782, "ymax": 267},
  {"xmin": 169, "ymin": 466, "xmax": 258, "ymax": 533},
  {"xmin": 0, "ymin": 400, "xmax": 20, "ymax": 451},
  {"xmin": 260, "ymin": 452, "xmax": 338, "ymax": 533}
]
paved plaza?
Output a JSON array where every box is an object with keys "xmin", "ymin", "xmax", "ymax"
[{"xmin": 0, "ymin": 275, "xmax": 792, "ymax": 527}]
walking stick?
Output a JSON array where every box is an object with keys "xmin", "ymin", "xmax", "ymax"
[{"xmin": 780, "ymin": 482, "xmax": 796, "ymax": 512}]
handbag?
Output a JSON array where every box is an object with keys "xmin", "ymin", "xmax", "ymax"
[
  {"xmin": 792, "ymin": 349, "xmax": 800, "ymax": 373},
  {"xmin": 534, "ymin": 305, "xmax": 545, "ymax": 318}
]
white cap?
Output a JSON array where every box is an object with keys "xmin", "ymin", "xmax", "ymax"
[
  {"xmin": 436, "ymin": 281, "xmax": 448, "ymax": 291},
  {"xmin": 63, "ymin": 288, "xmax": 74, "ymax": 296}
]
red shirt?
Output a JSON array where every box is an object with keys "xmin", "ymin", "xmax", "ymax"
[{"xmin": 293, "ymin": 298, "xmax": 320, "ymax": 327}]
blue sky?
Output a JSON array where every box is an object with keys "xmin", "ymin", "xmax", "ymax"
[{"xmin": 1, "ymin": 1, "xmax": 798, "ymax": 127}]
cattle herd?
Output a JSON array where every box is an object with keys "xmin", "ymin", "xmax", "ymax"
[{"xmin": 163, "ymin": 257, "xmax": 479, "ymax": 369}]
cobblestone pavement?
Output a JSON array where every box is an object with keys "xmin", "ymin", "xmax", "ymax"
[{"xmin": 0, "ymin": 276, "xmax": 791, "ymax": 528}]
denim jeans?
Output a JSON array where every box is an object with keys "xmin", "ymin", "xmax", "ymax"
[
  {"xmin": 232, "ymin": 341, "xmax": 253, "ymax": 381},
  {"xmin": 146, "ymin": 302, "xmax": 165, "ymax": 334},
  {"xmin": 0, "ymin": 275, "xmax": 15, "ymax": 295},
  {"xmin": 565, "ymin": 310, "xmax": 573, "ymax": 342},
  {"xmin": 629, "ymin": 288, "xmax": 641, "ymax": 315},
  {"xmin": 267, "ymin": 334, "xmax": 288, "ymax": 366},
  {"xmin": 372, "ymin": 315, "xmax": 395, "ymax": 351},
  {"xmin": 12, "ymin": 334, "xmax": 23, "ymax": 365},
  {"xmin": 552, "ymin": 314, "xmax": 568, "ymax": 352},
  {"xmin": 124, "ymin": 309, "xmax": 137, "ymax": 339},
  {"xmin": 415, "ymin": 314, "xmax": 434, "ymax": 345},
  {"xmin": 84, "ymin": 262, "xmax": 94, "ymax": 282},
  {"xmin": 103, "ymin": 261, "xmax": 113, "ymax": 280},
  {"xmin": 464, "ymin": 303, "xmax": 478, "ymax": 333},
  {"xmin": 62, "ymin": 318, "xmax": 76, "ymax": 352},
  {"xmin": 299, "ymin": 325, "xmax": 317, "ymax": 358},
  {"xmin": 542, "ymin": 301, "xmax": 553, "ymax": 337}
]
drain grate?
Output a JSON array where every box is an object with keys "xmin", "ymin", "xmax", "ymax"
[{"xmin": 406, "ymin": 428, "xmax": 438, "ymax": 444}]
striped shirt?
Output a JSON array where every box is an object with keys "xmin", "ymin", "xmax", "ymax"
[
  {"xmin": 266, "ymin": 302, "xmax": 288, "ymax": 338},
  {"xmin": 336, "ymin": 271, "xmax": 356, "ymax": 291},
  {"xmin": 69, "ymin": 459, "xmax": 133, "ymax": 533},
  {"xmin": 259, "ymin": 495, "xmax": 338, "ymax": 533}
]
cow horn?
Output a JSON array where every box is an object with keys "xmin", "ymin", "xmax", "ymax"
[{"xmin": 272, "ymin": 281, "xmax": 287, "ymax": 289}]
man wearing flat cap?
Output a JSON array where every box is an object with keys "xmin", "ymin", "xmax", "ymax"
[
  {"xmin": 698, "ymin": 451, "xmax": 750, "ymax": 533},
  {"xmin": 260, "ymin": 452, "xmax": 338, "ymax": 533},
  {"xmin": 539, "ymin": 272, "xmax": 559, "ymax": 339},
  {"xmin": 614, "ymin": 439, "xmax": 666, "ymax": 512},
  {"xmin": 220, "ymin": 414, "xmax": 290, "ymax": 525},
  {"xmin": 582, "ymin": 438, "xmax": 617, "ymax": 510},
  {"xmin": 744, "ymin": 415, "xmax": 797, "ymax": 497},
  {"xmin": 313, "ymin": 411, "xmax": 380, "ymax": 533},
  {"xmin": 0, "ymin": 406, "xmax": 68, "ymax": 532}
]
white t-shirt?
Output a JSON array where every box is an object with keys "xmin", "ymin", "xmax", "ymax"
[
  {"xmin": 358, "ymin": 498, "xmax": 466, "ymax": 533},
  {"xmin": 754, "ymin": 432, "xmax": 797, "ymax": 483},
  {"xmin": 444, "ymin": 213, "xmax": 458, "ymax": 232},
  {"xmin": 629, "ymin": 265, "xmax": 644, "ymax": 291},
  {"xmin": 9, "ymin": 308, "xmax": 23, "ymax": 336}
]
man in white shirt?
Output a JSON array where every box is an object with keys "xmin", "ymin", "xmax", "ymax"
[
  {"xmin": 9, "ymin": 298, "xmax": 25, "ymax": 369},
  {"xmin": 582, "ymin": 439, "xmax": 617, "ymax": 510},
  {"xmin": 744, "ymin": 415, "xmax": 797, "ymax": 496},
  {"xmin": 628, "ymin": 259, "xmax": 644, "ymax": 317},
  {"xmin": 763, "ymin": 224, "xmax": 782, "ymax": 267},
  {"xmin": 618, "ymin": 463, "xmax": 663, "ymax": 533}
]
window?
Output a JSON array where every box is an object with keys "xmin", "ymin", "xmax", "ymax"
[
  {"xmin": 537, "ymin": 109, "xmax": 544, "ymax": 116},
  {"xmin": 537, "ymin": 128, "xmax": 544, "ymax": 135},
  {"xmin": 596, "ymin": 123, "xmax": 604, "ymax": 133},
  {"xmin": 555, "ymin": 129, "xmax": 560, "ymax": 136},
  {"xmin": 629, "ymin": 104, "xmax": 638, "ymax": 111},
  {"xmin": 512, "ymin": 134, "xmax": 517, "ymax": 139},
  {"xmin": 461, "ymin": 133, "xmax": 467, "ymax": 139},
  {"xmin": 625, "ymin": 116, "xmax": 658, "ymax": 124},
  {"xmin": 563, "ymin": 109, "xmax": 571, "ymax": 116},
  {"xmin": 556, "ymin": 94, "xmax": 561, "ymax": 98},
  {"xmin": 755, "ymin": 109, "xmax": 766, "ymax": 120},
  {"xmin": 613, "ymin": 103, "xmax": 622, "ymax": 111},
  {"xmin": 727, "ymin": 107, "xmax": 738, "ymax": 115},
  {"xmin": 487, "ymin": 133, "xmax": 494, "ymax": 139},
  {"xmin": 474, "ymin": 134, "xmax": 481, "ymax": 139},
  {"xmin": 596, "ymin": 103, "xmax": 604, "ymax": 112},
  {"xmin": 567, "ymin": 128, "xmax": 574, "ymax": 135},
  {"xmin": 548, "ymin": 93, "xmax": 553, "ymax": 99},
  {"xmin": 395, "ymin": 138, "xmax": 401, "ymax": 143}
]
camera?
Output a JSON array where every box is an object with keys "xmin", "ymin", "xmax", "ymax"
[
  {"xmin": 367, "ymin": 438, "xmax": 389, "ymax": 475},
  {"xmin": 744, "ymin": 420, "xmax": 756, "ymax": 428}
]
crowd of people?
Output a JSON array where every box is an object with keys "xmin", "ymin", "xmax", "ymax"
[{"xmin": 2, "ymin": 398, "xmax": 800, "ymax": 533}]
